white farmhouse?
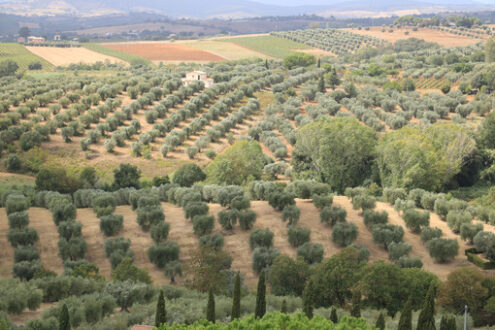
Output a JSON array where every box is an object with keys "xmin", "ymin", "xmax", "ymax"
[{"xmin": 182, "ymin": 71, "xmax": 214, "ymax": 88}]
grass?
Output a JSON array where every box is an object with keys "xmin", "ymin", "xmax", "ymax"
[
  {"xmin": 181, "ymin": 40, "xmax": 265, "ymax": 60},
  {"xmin": 83, "ymin": 43, "xmax": 152, "ymax": 65},
  {"xmin": 218, "ymin": 35, "xmax": 311, "ymax": 59},
  {"xmin": 0, "ymin": 43, "xmax": 53, "ymax": 71}
]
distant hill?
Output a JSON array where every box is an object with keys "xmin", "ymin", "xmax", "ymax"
[{"xmin": 0, "ymin": 0, "xmax": 494, "ymax": 18}]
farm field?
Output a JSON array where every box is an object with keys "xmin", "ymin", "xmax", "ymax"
[
  {"xmin": 347, "ymin": 26, "xmax": 486, "ymax": 47},
  {"xmin": 0, "ymin": 43, "xmax": 53, "ymax": 70},
  {"xmin": 83, "ymin": 43, "xmax": 152, "ymax": 65},
  {"xmin": 25, "ymin": 46, "xmax": 127, "ymax": 66},
  {"xmin": 100, "ymin": 42, "xmax": 226, "ymax": 63},
  {"xmin": 179, "ymin": 40, "xmax": 268, "ymax": 60}
]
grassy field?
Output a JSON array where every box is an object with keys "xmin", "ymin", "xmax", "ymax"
[
  {"xmin": 0, "ymin": 43, "xmax": 53, "ymax": 71},
  {"xmin": 180, "ymin": 40, "xmax": 267, "ymax": 60},
  {"xmin": 83, "ymin": 43, "xmax": 152, "ymax": 65},
  {"xmin": 218, "ymin": 35, "xmax": 311, "ymax": 58}
]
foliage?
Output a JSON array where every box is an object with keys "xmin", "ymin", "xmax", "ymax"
[
  {"xmin": 99, "ymin": 214, "xmax": 123, "ymax": 236},
  {"xmin": 148, "ymin": 242, "xmax": 180, "ymax": 269},
  {"xmin": 173, "ymin": 164, "xmax": 206, "ymax": 187},
  {"xmin": 207, "ymin": 288, "xmax": 215, "ymax": 323},
  {"xmin": 283, "ymin": 53, "xmax": 316, "ymax": 69},
  {"xmin": 363, "ymin": 210, "xmax": 388, "ymax": 228},
  {"xmin": 332, "ymin": 222, "xmax": 358, "ymax": 247},
  {"xmin": 111, "ymin": 258, "xmax": 151, "ymax": 284},
  {"xmin": 282, "ymin": 205, "xmax": 300, "ymax": 226},
  {"xmin": 416, "ymin": 283, "xmax": 436, "ymax": 330},
  {"xmin": 155, "ymin": 290, "xmax": 167, "ymax": 327},
  {"xmin": 231, "ymin": 272, "xmax": 241, "ymax": 320},
  {"xmin": 287, "ymin": 226, "xmax": 310, "ymax": 247},
  {"xmin": 403, "ymin": 209, "xmax": 430, "ymax": 233},
  {"xmin": 428, "ymin": 238, "xmax": 459, "ymax": 263},
  {"xmin": 297, "ymin": 242, "xmax": 324, "ymax": 264},
  {"xmin": 249, "ymin": 228, "xmax": 274, "ymax": 249},
  {"xmin": 371, "ymin": 224, "xmax": 404, "ymax": 249},
  {"xmin": 151, "ymin": 222, "xmax": 171, "ymax": 244},
  {"xmin": 320, "ymin": 206, "xmax": 346, "ymax": 226},
  {"xmin": 113, "ymin": 163, "xmax": 141, "ymax": 189},
  {"xmin": 255, "ymin": 271, "xmax": 266, "ymax": 319}
]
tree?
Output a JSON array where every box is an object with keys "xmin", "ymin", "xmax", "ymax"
[
  {"xmin": 59, "ymin": 304, "xmax": 70, "ymax": 330},
  {"xmin": 231, "ymin": 271, "xmax": 241, "ymax": 320},
  {"xmin": 186, "ymin": 246, "xmax": 232, "ymax": 292},
  {"xmin": 80, "ymin": 167, "xmax": 97, "ymax": 188},
  {"xmin": 318, "ymin": 74, "xmax": 325, "ymax": 93},
  {"xmin": 371, "ymin": 224, "xmax": 404, "ymax": 249},
  {"xmin": 326, "ymin": 68, "xmax": 340, "ymax": 89},
  {"xmin": 255, "ymin": 270, "xmax": 266, "ymax": 319},
  {"xmin": 269, "ymin": 255, "xmax": 310, "ymax": 296},
  {"xmin": 0, "ymin": 60, "xmax": 19, "ymax": 77},
  {"xmin": 416, "ymin": 282, "xmax": 436, "ymax": 330},
  {"xmin": 297, "ymin": 242, "xmax": 324, "ymax": 264},
  {"xmin": 35, "ymin": 166, "xmax": 80, "ymax": 194},
  {"xmin": 155, "ymin": 290, "xmax": 167, "ymax": 327},
  {"xmin": 428, "ymin": 238, "xmax": 458, "ymax": 263},
  {"xmin": 18, "ymin": 26, "xmax": 30, "ymax": 38},
  {"xmin": 282, "ymin": 205, "xmax": 300, "ymax": 226},
  {"xmin": 350, "ymin": 290, "xmax": 361, "ymax": 318},
  {"xmin": 398, "ymin": 297, "xmax": 413, "ymax": 330},
  {"xmin": 150, "ymin": 222, "xmax": 170, "ymax": 244},
  {"xmin": 113, "ymin": 163, "xmax": 141, "ymax": 189},
  {"xmin": 293, "ymin": 117, "xmax": 377, "ymax": 193},
  {"xmin": 148, "ymin": 242, "xmax": 180, "ymax": 268},
  {"xmin": 172, "ymin": 164, "xmax": 206, "ymax": 187},
  {"xmin": 206, "ymin": 140, "xmax": 265, "ymax": 186},
  {"xmin": 320, "ymin": 206, "xmax": 347, "ymax": 226},
  {"xmin": 281, "ymin": 300, "xmax": 287, "ymax": 314},
  {"xmin": 403, "ymin": 209, "xmax": 430, "ymax": 233},
  {"xmin": 332, "ymin": 222, "xmax": 357, "ymax": 247},
  {"xmin": 478, "ymin": 112, "xmax": 495, "ymax": 149},
  {"xmin": 111, "ymin": 258, "xmax": 151, "ymax": 283},
  {"xmin": 303, "ymin": 280, "xmax": 314, "ymax": 319},
  {"xmin": 20, "ymin": 131, "xmax": 42, "ymax": 151},
  {"xmin": 486, "ymin": 38, "xmax": 495, "ymax": 63},
  {"xmin": 375, "ymin": 312, "xmax": 386, "ymax": 330},
  {"xmin": 282, "ymin": 52, "xmax": 316, "ymax": 69},
  {"xmin": 249, "ymin": 228, "xmax": 274, "ymax": 249},
  {"xmin": 207, "ymin": 288, "xmax": 215, "ymax": 323},
  {"xmin": 287, "ymin": 226, "xmax": 310, "ymax": 247},
  {"xmin": 164, "ymin": 260, "xmax": 182, "ymax": 284},
  {"xmin": 439, "ymin": 315, "xmax": 456, "ymax": 330},
  {"xmin": 330, "ymin": 308, "xmax": 338, "ymax": 323},
  {"xmin": 192, "ymin": 215, "xmax": 214, "ymax": 236}
]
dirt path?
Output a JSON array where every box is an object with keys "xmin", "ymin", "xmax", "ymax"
[
  {"xmin": 0, "ymin": 208, "xmax": 14, "ymax": 278},
  {"xmin": 29, "ymin": 207, "xmax": 64, "ymax": 274},
  {"xmin": 77, "ymin": 208, "xmax": 112, "ymax": 279}
]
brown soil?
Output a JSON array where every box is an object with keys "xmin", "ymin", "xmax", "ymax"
[{"xmin": 26, "ymin": 46, "xmax": 126, "ymax": 66}]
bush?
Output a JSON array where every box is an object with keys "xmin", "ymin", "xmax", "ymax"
[
  {"xmin": 218, "ymin": 209, "xmax": 239, "ymax": 230},
  {"xmin": 185, "ymin": 202, "xmax": 209, "ymax": 219},
  {"xmin": 388, "ymin": 242, "xmax": 412, "ymax": 261},
  {"xmin": 320, "ymin": 206, "xmax": 346, "ymax": 226},
  {"xmin": 473, "ymin": 231, "xmax": 495, "ymax": 253},
  {"xmin": 312, "ymin": 194, "xmax": 333, "ymax": 209},
  {"xmin": 192, "ymin": 215, "xmax": 214, "ymax": 236},
  {"xmin": 230, "ymin": 196, "xmax": 250, "ymax": 210},
  {"xmin": 99, "ymin": 215, "xmax": 123, "ymax": 236},
  {"xmin": 287, "ymin": 226, "xmax": 310, "ymax": 247},
  {"xmin": 252, "ymin": 247, "xmax": 280, "ymax": 273},
  {"xmin": 199, "ymin": 233, "xmax": 224, "ymax": 250},
  {"xmin": 92, "ymin": 194, "xmax": 117, "ymax": 217},
  {"xmin": 238, "ymin": 210, "xmax": 257, "ymax": 230},
  {"xmin": 216, "ymin": 186, "xmax": 245, "ymax": 208},
  {"xmin": 268, "ymin": 191, "xmax": 295, "ymax": 211},
  {"xmin": 13, "ymin": 261, "xmax": 42, "ymax": 280},
  {"xmin": 363, "ymin": 210, "xmax": 388, "ymax": 228},
  {"xmin": 428, "ymin": 238, "xmax": 459, "ymax": 262},
  {"xmin": 52, "ymin": 203, "xmax": 77, "ymax": 225},
  {"xmin": 8, "ymin": 228, "xmax": 39, "ymax": 247},
  {"xmin": 147, "ymin": 241, "xmax": 180, "ymax": 268},
  {"xmin": 173, "ymin": 164, "xmax": 206, "ymax": 187},
  {"xmin": 8, "ymin": 211, "xmax": 29, "ymax": 229},
  {"xmin": 58, "ymin": 220, "xmax": 82, "ymax": 240},
  {"xmin": 349, "ymin": 244, "xmax": 370, "ymax": 263},
  {"xmin": 352, "ymin": 194, "xmax": 376, "ymax": 212},
  {"xmin": 371, "ymin": 224, "xmax": 404, "ymax": 249},
  {"xmin": 150, "ymin": 222, "xmax": 171, "ymax": 244},
  {"xmin": 5, "ymin": 154, "xmax": 21, "ymax": 172},
  {"xmin": 421, "ymin": 227, "xmax": 443, "ymax": 243},
  {"xmin": 460, "ymin": 223, "xmax": 483, "ymax": 244},
  {"xmin": 249, "ymin": 228, "xmax": 274, "ymax": 250},
  {"xmin": 332, "ymin": 222, "xmax": 357, "ymax": 247},
  {"xmin": 58, "ymin": 237, "xmax": 87, "ymax": 261},
  {"xmin": 297, "ymin": 242, "xmax": 324, "ymax": 264},
  {"xmin": 282, "ymin": 205, "xmax": 300, "ymax": 226},
  {"xmin": 446, "ymin": 210, "xmax": 472, "ymax": 233},
  {"xmin": 383, "ymin": 188, "xmax": 407, "ymax": 204},
  {"xmin": 397, "ymin": 256, "xmax": 423, "ymax": 268},
  {"xmin": 20, "ymin": 131, "xmax": 42, "ymax": 151},
  {"xmin": 14, "ymin": 245, "xmax": 40, "ymax": 263},
  {"xmin": 403, "ymin": 209, "xmax": 430, "ymax": 233},
  {"xmin": 105, "ymin": 237, "xmax": 134, "ymax": 268},
  {"xmin": 205, "ymin": 149, "xmax": 216, "ymax": 159},
  {"xmin": 137, "ymin": 205, "xmax": 165, "ymax": 231},
  {"xmin": 6, "ymin": 194, "xmax": 29, "ymax": 215}
]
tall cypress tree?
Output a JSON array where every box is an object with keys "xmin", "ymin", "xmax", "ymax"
[
  {"xmin": 59, "ymin": 304, "xmax": 70, "ymax": 330},
  {"xmin": 265, "ymin": 59, "xmax": 269, "ymax": 70},
  {"xmin": 330, "ymin": 308, "xmax": 338, "ymax": 323},
  {"xmin": 207, "ymin": 288, "xmax": 215, "ymax": 323},
  {"xmin": 439, "ymin": 315, "xmax": 456, "ymax": 330},
  {"xmin": 318, "ymin": 74, "xmax": 326, "ymax": 93},
  {"xmin": 317, "ymin": 58, "xmax": 321, "ymax": 68},
  {"xmin": 416, "ymin": 282, "xmax": 436, "ymax": 330},
  {"xmin": 350, "ymin": 290, "xmax": 361, "ymax": 318},
  {"xmin": 155, "ymin": 289, "xmax": 167, "ymax": 327},
  {"xmin": 281, "ymin": 299, "xmax": 287, "ymax": 314},
  {"xmin": 302, "ymin": 280, "xmax": 314, "ymax": 319},
  {"xmin": 255, "ymin": 270, "xmax": 266, "ymax": 319},
  {"xmin": 375, "ymin": 312, "xmax": 386, "ymax": 330},
  {"xmin": 231, "ymin": 271, "xmax": 241, "ymax": 320},
  {"xmin": 398, "ymin": 297, "xmax": 413, "ymax": 330}
]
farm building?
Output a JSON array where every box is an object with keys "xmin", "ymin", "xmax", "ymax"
[
  {"xmin": 27, "ymin": 36, "xmax": 45, "ymax": 44},
  {"xmin": 17, "ymin": 36, "xmax": 25, "ymax": 43},
  {"xmin": 182, "ymin": 70, "xmax": 214, "ymax": 88},
  {"xmin": 54, "ymin": 34, "xmax": 61, "ymax": 41}
]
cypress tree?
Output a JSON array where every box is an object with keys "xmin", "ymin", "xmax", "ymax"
[
  {"xmin": 265, "ymin": 59, "xmax": 269, "ymax": 70},
  {"xmin": 350, "ymin": 289, "xmax": 361, "ymax": 318},
  {"xmin": 155, "ymin": 289, "xmax": 167, "ymax": 327},
  {"xmin": 398, "ymin": 297, "xmax": 413, "ymax": 330},
  {"xmin": 231, "ymin": 271, "xmax": 241, "ymax": 320},
  {"xmin": 416, "ymin": 282, "xmax": 436, "ymax": 330},
  {"xmin": 59, "ymin": 304, "xmax": 70, "ymax": 330},
  {"xmin": 318, "ymin": 74, "xmax": 325, "ymax": 93},
  {"xmin": 330, "ymin": 307, "xmax": 338, "ymax": 323},
  {"xmin": 207, "ymin": 288, "xmax": 215, "ymax": 323},
  {"xmin": 375, "ymin": 312, "xmax": 386, "ymax": 330},
  {"xmin": 281, "ymin": 299, "xmax": 287, "ymax": 314},
  {"xmin": 439, "ymin": 315, "xmax": 456, "ymax": 330},
  {"xmin": 255, "ymin": 270, "xmax": 266, "ymax": 319},
  {"xmin": 302, "ymin": 280, "xmax": 314, "ymax": 319},
  {"xmin": 317, "ymin": 58, "xmax": 321, "ymax": 68}
]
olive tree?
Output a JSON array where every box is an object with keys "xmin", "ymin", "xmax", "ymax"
[
  {"xmin": 320, "ymin": 206, "xmax": 346, "ymax": 226},
  {"xmin": 150, "ymin": 222, "xmax": 171, "ymax": 244},
  {"xmin": 147, "ymin": 241, "xmax": 180, "ymax": 268},
  {"xmin": 192, "ymin": 215, "xmax": 214, "ymax": 236},
  {"xmin": 403, "ymin": 209, "xmax": 430, "ymax": 233},
  {"xmin": 99, "ymin": 215, "xmax": 124, "ymax": 236},
  {"xmin": 297, "ymin": 242, "xmax": 324, "ymax": 264},
  {"xmin": 428, "ymin": 238, "xmax": 459, "ymax": 262},
  {"xmin": 332, "ymin": 222, "xmax": 357, "ymax": 247},
  {"xmin": 371, "ymin": 224, "xmax": 404, "ymax": 249},
  {"xmin": 282, "ymin": 205, "xmax": 300, "ymax": 226},
  {"xmin": 249, "ymin": 228, "xmax": 274, "ymax": 250},
  {"xmin": 287, "ymin": 226, "xmax": 310, "ymax": 247}
]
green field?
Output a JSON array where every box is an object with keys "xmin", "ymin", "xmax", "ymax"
[
  {"xmin": 83, "ymin": 43, "xmax": 152, "ymax": 65},
  {"xmin": 218, "ymin": 35, "xmax": 311, "ymax": 58},
  {"xmin": 0, "ymin": 43, "xmax": 53, "ymax": 71}
]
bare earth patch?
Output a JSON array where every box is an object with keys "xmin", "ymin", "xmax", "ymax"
[{"xmin": 26, "ymin": 46, "xmax": 126, "ymax": 66}]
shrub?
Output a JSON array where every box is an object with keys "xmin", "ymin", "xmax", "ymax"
[
  {"xmin": 394, "ymin": 199, "xmax": 416, "ymax": 213},
  {"xmin": 473, "ymin": 231, "xmax": 495, "ymax": 253},
  {"xmin": 349, "ymin": 244, "xmax": 370, "ymax": 263},
  {"xmin": 192, "ymin": 215, "xmax": 214, "ymax": 236},
  {"xmin": 13, "ymin": 260, "xmax": 42, "ymax": 280},
  {"xmin": 216, "ymin": 186, "xmax": 245, "ymax": 208},
  {"xmin": 268, "ymin": 191, "xmax": 295, "ymax": 211},
  {"xmin": 312, "ymin": 194, "xmax": 333, "ymax": 209},
  {"xmin": 92, "ymin": 194, "xmax": 117, "ymax": 217},
  {"xmin": 8, "ymin": 211, "xmax": 29, "ymax": 229},
  {"xmin": 363, "ymin": 210, "xmax": 388, "ymax": 228},
  {"xmin": 421, "ymin": 227, "xmax": 443, "ymax": 243},
  {"xmin": 20, "ymin": 131, "xmax": 42, "ymax": 151},
  {"xmin": 287, "ymin": 226, "xmax": 310, "ymax": 247},
  {"xmin": 297, "ymin": 242, "xmax": 324, "ymax": 264},
  {"xmin": 186, "ymin": 146, "xmax": 199, "ymax": 160},
  {"xmin": 320, "ymin": 206, "xmax": 346, "ymax": 226},
  {"xmin": 6, "ymin": 194, "xmax": 29, "ymax": 215},
  {"xmin": 252, "ymin": 247, "xmax": 280, "ymax": 273},
  {"xmin": 428, "ymin": 238, "xmax": 459, "ymax": 262},
  {"xmin": 352, "ymin": 194, "xmax": 376, "ymax": 212},
  {"xmin": 218, "ymin": 209, "xmax": 239, "ymax": 230},
  {"xmin": 332, "ymin": 222, "xmax": 357, "ymax": 247},
  {"xmin": 383, "ymin": 188, "xmax": 407, "ymax": 204},
  {"xmin": 185, "ymin": 202, "xmax": 209, "ymax": 220},
  {"xmin": 205, "ymin": 149, "xmax": 216, "ymax": 159},
  {"xmin": 403, "ymin": 209, "xmax": 430, "ymax": 233},
  {"xmin": 137, "ymin": 205, "xmax": 165, "ymax": 231},
  {"xmin": 397, "ymin": 256, "xmax": 423, "ymax": 268},
  {"xmin": 282, "ymin": 205, "xmax": 300, "ymax": 226},
  {"xmin": 446, "ymin": 210, "xmax": 472, "ymax": 233},
  {"xmin": 371, "ymin": 224, "xmax": 404, "ymax": 249},
  {"xmin": 14, "ymin": 245, "xmax": 40, "ymax": 263},
  {"xmin": 230, "ymin": 196, "xmax": 250, "ymax": 210},
  {"xmin": 8, "ymin": 228, "xmax": 39, "ymax": 247},
  {"xmin": 5, "ymin": 154, "xmax": 21, "ymax": 172},
  {"xmin": 150, "ymin": 222, "xmax": 171, "ymax": 244},
  {"xmin": 147, "ymin": 242, "xmax": 180, "ymax": 268},
  {"xmin": 52, "ymin": 203, "xmax": 77, "ymax": 225},
  {"xmin": 172, "ymin": 164, "xmax": 206, "ymax": 187},
  {"xmin": 460, "ymin": 223, "xmax": 483, "ymax": 244},
  {"xmin": 99, "ymin": 215, "xmax": 123, "ymax": 236},
  {"xmin": 388, "ymin": 242, "xmax": 412, "ymax": 261},
  {"xmin": 58, "ymin": 220, "xmax": 83, "ymax": 240},
  {"xmin": 249, "ymin": 228, "xmax": 274, "ymax": 250},
  {"xmin": 58, "ymin": 237, "xmax": 87, "ymax": 261},
  {"xmin": 199, "ymin": 233, "xmax": 224, "ymax": 250},
  {"xmin": 238, "ymin": 210, "xmax": 257, "ymax": 230}
]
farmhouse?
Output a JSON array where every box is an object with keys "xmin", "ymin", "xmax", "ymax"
[
  {"xmin": 27, "ymin": 36, "xmax": 45, "ymax": 44},
  {"xmin": 54, "ymin": 34, "xmax": 61, "ymax": 41},
  {"xmin": 182, "ymin": 70, "xmax": 214, "ymax": 88}
]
